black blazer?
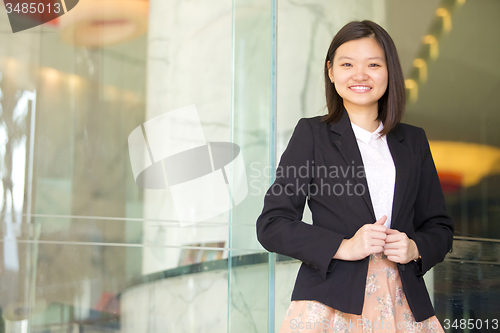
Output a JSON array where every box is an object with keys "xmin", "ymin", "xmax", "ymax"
[{"xmin": 256, "ymin": 108, "xmax": 454, "ymax": 322}]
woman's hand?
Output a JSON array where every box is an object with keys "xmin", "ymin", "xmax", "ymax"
[
  {"xmin": 383, "ymin": 229, "xmax": 419, "ymax": 264},
  {"xmin": 334, "ymin": 215, "xmax": 388, "ymax": 261}
]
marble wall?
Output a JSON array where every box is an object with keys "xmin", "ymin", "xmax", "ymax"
[
  {"xmin": 276, "ymin": 0, "xmax": 386, "ymax": 151},
  {"xmin": 121, "ymin": 260, "xmax": 302, "ymax": 333},
  {"xmin": 141, "ymin": 0, "xmax": 234, "ymax": 275}
]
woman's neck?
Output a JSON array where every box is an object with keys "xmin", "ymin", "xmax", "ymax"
[{"xmin": 345, "ymin": 104, "xmax": 380, "ymax": 133}]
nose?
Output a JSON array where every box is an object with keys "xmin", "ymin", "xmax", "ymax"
[{"xmin": 352, "ymin": 67, "xmax": 369, "ymax": 81}]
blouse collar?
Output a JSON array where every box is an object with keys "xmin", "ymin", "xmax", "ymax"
[{"xmin": 350, "ymin": 120, "xmax": 386, "ymax": 144}]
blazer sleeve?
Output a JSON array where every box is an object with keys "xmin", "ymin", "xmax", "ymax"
[
  {"xmin": 411, "ymin": 127, "xmax": 454, "ymax": 276},
  {"xmin": 256, "ymin": 118, "xmax": 346, "ymax": 280}
]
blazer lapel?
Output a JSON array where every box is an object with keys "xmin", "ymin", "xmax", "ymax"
[
  {"xmin": 386, "ymin": 125, "xmax": 410, "ymax": 229},
  {"xmin": 322, "ymin": 107, "xmax": 411, "ymax": 229},
  {"xmin": 326, "ymin": 108, "xmax": 376, "ymax": 222}
]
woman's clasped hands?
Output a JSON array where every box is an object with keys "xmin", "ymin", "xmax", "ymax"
[{"xmin": 333, "ymin": 215, "xmax": 420, "ymax": 264}]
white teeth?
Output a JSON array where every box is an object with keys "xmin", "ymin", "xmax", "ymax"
[{"xmin": 350, "ymin": 86, "xmax": 371, "ymax": 91}]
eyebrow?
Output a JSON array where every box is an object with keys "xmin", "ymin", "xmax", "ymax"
[{"xmin": 337, "ymin": 56, "xmax": 385, "ymax": 61}]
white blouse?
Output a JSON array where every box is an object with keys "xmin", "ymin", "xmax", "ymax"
[{"xmin": 350, "ymin": 121, "xmax": 396, "ymax": 228}]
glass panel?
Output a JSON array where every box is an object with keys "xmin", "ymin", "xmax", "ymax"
[
  {"xmin": 229, "ymin": 0, "xmax": 273, "ymax": 331},
  {"xmin": 0, "ymin": 0, "xmax": 240, "ymax": 331}
]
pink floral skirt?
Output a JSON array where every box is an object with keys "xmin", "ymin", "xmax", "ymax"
[{"xmin": 279, "ymin": 252, "xmax": 444, "ymax": 332}]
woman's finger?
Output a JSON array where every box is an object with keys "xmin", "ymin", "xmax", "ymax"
[
  {"xmin": 385, "ymin": 228, "xmax": 400, "ymax": 234},
  {"xmin": 385, "ymin": 233, "xmax": 403, "ymax": 243},
  {"xmin": 370, "ymin": 230, "xmax": 388, "ymax": 240},
  {"xmin": 374, "ymin": 215, "xmax": 387, "ymax": 225},
  {"xmin": 383, "ymin": 248, "xmax": 403, "ymax": 255},
  {"xmin": 385, "ymin": 255, "xmax": 401, "ymax": 263},
  {"xmin": 371, "ymin": 246, "xmax": 385, "ymax": 254},
  {"xmin": 370, "ymin": 239, "xmax": 386, "ymax": 247},
  {"xmin": 371, "ymin": 225, "xmax": 388, "ymax": 233},
  {"xmin": 383, "ymin": 242, "xmax": 401, "ymax": 250}
]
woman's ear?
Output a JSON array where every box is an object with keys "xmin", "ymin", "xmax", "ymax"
[{"xmin": 327, "ymin": 61, "xmax": 334, "ymax": 83}]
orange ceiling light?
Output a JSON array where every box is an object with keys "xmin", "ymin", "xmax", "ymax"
[
  {"xmin": 429, "ymin": 141, "xmax": 500, "ymax": 192},
  {"xmin": 59, "ymin": 0, "xmax": 149, "ymax": 47}
]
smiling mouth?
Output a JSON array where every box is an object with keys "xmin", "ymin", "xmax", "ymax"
[{"xmin": 349, "ymin": 86, "xmax": 372, "ymax": 92}]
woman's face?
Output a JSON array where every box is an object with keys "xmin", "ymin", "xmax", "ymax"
[{"xmin": 328, "ymin": 37, "xmax": 388, "ymax": 114}]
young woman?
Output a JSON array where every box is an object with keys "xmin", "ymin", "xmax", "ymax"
[{"xmin": 256, "ymin": 20, "xmax": 454, "ymax": 332}]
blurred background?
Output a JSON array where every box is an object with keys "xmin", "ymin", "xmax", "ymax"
[{"xmin": 0, "ymin": 0, "xmax": 499, "ymax": 332}]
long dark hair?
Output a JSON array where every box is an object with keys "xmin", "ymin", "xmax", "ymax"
[{"xmin": 322, "ymin": 20, "xmax": 405, "ymax": 136}]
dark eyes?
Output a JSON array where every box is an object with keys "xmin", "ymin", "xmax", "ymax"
[{"xmin": 340, "ymin": 63, "xmax": 381, "ymax": 67}]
